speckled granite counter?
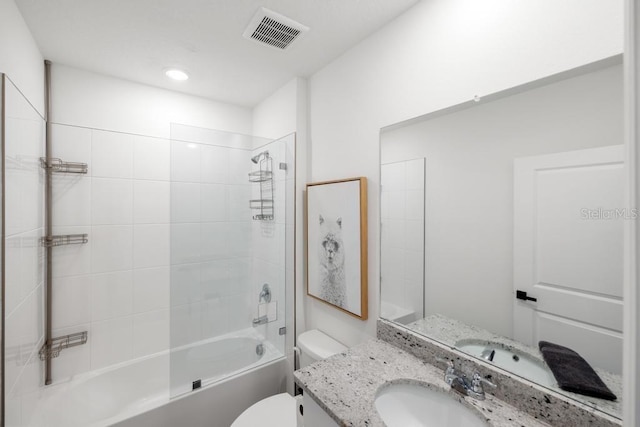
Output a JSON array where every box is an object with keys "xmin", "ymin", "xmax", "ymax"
[
  {"xmin": 294, "ymin": 339, "xmax": 550, "ymax": 427},
  {"xmin": 377, "ymin": 319, "xmax": 621, "ymax": 427},
  {"xmin": 408, "ymin": 314, "xmax": 622, "ymax": 419}
]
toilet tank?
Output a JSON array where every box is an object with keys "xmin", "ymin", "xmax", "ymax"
[{"xmin": 297, "ymin": 329, "xmax": 347, "ymax": 369}]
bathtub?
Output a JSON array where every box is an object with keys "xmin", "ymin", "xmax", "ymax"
[{"xmin": 29, "ymin": 330, "xmax": 287, "ymax": 427}]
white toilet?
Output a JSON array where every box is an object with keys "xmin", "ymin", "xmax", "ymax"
[{"xmin": 231, "ymin": 329, "xmax": 347, "ymax": 427}]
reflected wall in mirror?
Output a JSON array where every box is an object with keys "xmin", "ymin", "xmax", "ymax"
[
  {"xmin": 379, "ymin": 58, "xmax": 624, "ymax": 419},
  {"xmin": 380, "ymin": 158, "xmax": 425, "ymax": 324}
]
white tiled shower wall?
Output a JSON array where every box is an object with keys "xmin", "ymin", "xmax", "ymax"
[
  {"xmin": 167, "ymin": 125, "xmax": 293, "ymax": 391},
  {"xmin": 48, "ymin": 122, "xmax": 293, "ymax": 383},
  {"xmin": 169, "ymin": 128, "xmax": 257, "ymax": 350},
  {"xmin": 49, "ymin": 123, "xmax": 172, "ymax": 377},
  {"xmin": 3, "ymin": 77, "xmax": 46, "ymax": 425}
]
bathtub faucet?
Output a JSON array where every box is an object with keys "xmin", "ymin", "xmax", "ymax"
[
  {"xmin": 252, "ymin": 315, "xmax": 268, "ymax": 326},
  {"xmin": 259, "ymin": 284, "xmax": 271, "ymax": 303},
  {"xmin": 253, "ymin": 284, "xmax": 272, "ymax": 326}
]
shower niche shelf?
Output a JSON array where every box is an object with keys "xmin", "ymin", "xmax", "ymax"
[{"xmin": 249, "ymin": 151, "xmax": 274, "ymax": 221}]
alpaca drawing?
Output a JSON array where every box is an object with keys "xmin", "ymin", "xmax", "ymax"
[{"xmin": 318, "ymin": 214, "xmax": 347, "ymax": 308}]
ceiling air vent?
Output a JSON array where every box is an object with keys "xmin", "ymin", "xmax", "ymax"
[{"xmin": 243, "ymin": 7, "xmax": 309, "ymax": 51}]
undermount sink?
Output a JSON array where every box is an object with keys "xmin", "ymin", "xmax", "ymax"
[
  {"xmin": 455, "ymin": 339, "xmax": 556, "ymax": 387},
  {"xmin": 375, "ymin": 382, "xmax": 489, "ymax": 427}
]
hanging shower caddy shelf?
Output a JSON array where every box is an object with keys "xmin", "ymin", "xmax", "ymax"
[
  {"xmin": 248, "ymin": 170, "xmax": 273, "ymax": 182},
  {"xmin": 39, "ymin": 156, "xmax": 90, "ymax": 248},
  {"xmin": 40, "ymin": 234, "xmax": 89, "ymax": 247},
  {"xmin": 40, "ymin": 157, "xmax": 88, "ymax": 174},
  {"xmin": 39, "ymin": 153, "xmax": 90, "ymax": 367},
  {"xmin": 249, "ymin": 152, "xmax": 274, "ymax": 221},
  {"xmin": 39, "ymin": 331, "xmax": 88, "ymax": 361}
]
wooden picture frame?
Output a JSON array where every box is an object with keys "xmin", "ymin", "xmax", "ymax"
[{"xmin": 306, "ymin": 177, "xmax": 368, "ymax": 320}]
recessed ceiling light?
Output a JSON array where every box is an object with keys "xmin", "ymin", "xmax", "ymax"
[{"xmin": 165, "ymin": 68, "xmax": 189, "ymax": 81}]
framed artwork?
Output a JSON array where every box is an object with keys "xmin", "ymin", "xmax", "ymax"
[{"xmin": 306, "ymin": 177, "xmax": 368, "ymax": 320}]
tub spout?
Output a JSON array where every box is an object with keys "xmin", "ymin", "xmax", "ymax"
[{"xmin": 252, "ymin": 315, "xmax": 268, "ymax": 326}]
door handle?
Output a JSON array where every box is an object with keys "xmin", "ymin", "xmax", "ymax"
[{"xmin": 516, "ymin": 290, "xmax": 537, "ymax": 302}]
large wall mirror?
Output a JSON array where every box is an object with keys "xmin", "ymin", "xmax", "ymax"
[{"xmin": 379, "ymin": 57, "xmax": 624, "ymax": 420}]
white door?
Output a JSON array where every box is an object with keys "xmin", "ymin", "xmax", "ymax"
[{"xmin": 513, "ymin": 145, "xmax": 624, "ymax": 374}]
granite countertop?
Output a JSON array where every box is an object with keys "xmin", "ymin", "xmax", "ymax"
[
  {"xmin": 408, "ymin": 314, "xmax": 622, "ymax": 418},
  {"xmin": 294, "ymin": 339, "xmax": 550, "ymax": 427}
]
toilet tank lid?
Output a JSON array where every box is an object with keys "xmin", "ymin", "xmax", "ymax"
[{"xmin": 297, "ymin": 329, "xmax": 347, "ymax": 361}]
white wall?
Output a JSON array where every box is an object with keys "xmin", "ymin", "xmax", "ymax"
[
  {"xmin": 381, "ymin": 63, "xmax": 623, "ymax": 338},
  {"xmin": 380, "ymin": 159, "xmax": 425, "ymax": 323},
  {"xmin": 307, "ymin": 0, "xmax": 624, "ymax": 347},
  {"xmin": 252, "ymin": 78, "xmax": 310, "ymax": 389},
  {"xmin": 50, "ymin": 64, "xmax": 253, "ymax": 139},
  {"xmin": 252, "ymin": 79, "xmax": 299, "ymax": 140},
  {"xmin": 0, "ymin": 0, "xmax": 44, "ymax": 115}
]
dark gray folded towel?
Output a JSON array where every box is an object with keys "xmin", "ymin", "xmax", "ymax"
[{"xmin": 538, "ymin": 341, "xmax": 616, "ymax": 401}]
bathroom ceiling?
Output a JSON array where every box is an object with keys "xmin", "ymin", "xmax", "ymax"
[{"xmin": 15, "ymin": 0, "xmax": 419, "ymax": 107}]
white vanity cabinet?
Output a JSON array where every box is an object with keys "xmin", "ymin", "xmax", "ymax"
[{"xmin": 303, "ymin": 395, "xmax": 339, "ymax": 427}]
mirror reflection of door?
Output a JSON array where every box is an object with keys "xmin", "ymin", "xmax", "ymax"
[{"xmin": 513, "ymin": 145, "xmax": 624, "ymax": 374}]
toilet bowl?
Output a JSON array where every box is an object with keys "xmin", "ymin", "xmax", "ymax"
[
  {"xmin": 230, "ymin": 392, "xmax": 297, "ymax": 427},
  {"xmin": 230, "ymin": 329, "xmax": 347, "ymax": 427}
]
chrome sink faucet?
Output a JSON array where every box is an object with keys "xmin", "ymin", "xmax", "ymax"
[
  {"xmin": 480, "ymin": 348, "xmax": 496, "ymax": 362},
  {"xmin": 451, "ymin": 372, "xmax": 497, "ymax": 400},
  {"xmin": 435, "ymin": 357, "xmax": 497, "ymax": 401},
  {"xmin": 436, "ymin": 357, "xmax": 458, "ymax": 384}
]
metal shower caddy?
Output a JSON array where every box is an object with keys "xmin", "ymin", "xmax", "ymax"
[{"xmin": 249, "ymin": 151, "xmax": 274, "ymax": 220}]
